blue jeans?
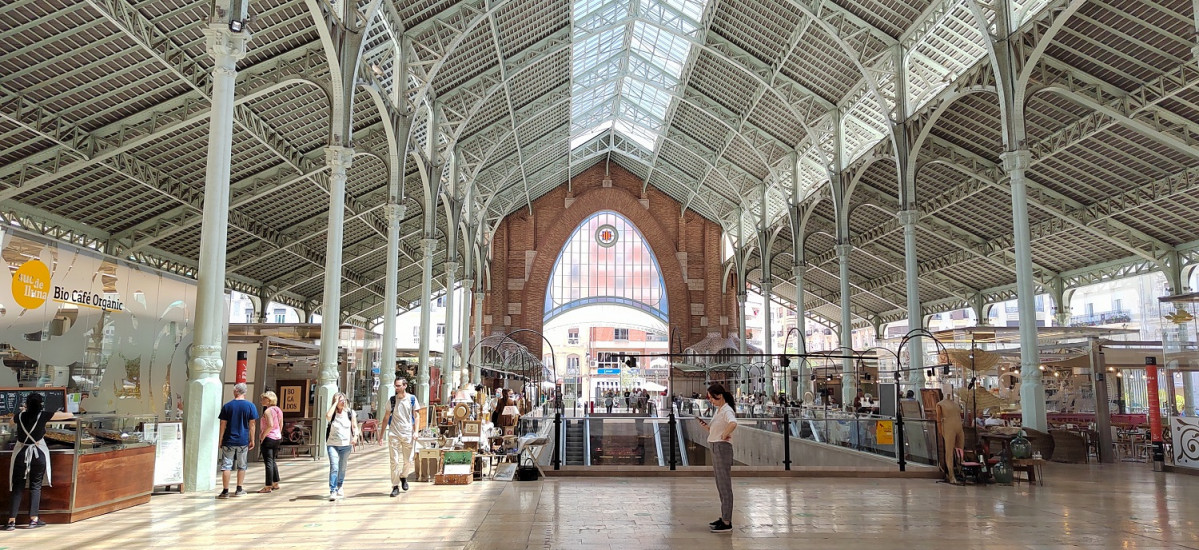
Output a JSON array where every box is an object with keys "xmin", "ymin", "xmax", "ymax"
[{"xmin": 327, "ymin": 445, "xmax": 351, "ymax": 491}]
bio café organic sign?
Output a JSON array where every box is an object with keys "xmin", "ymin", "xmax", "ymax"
[{"xmin": 11, "ymin": 259, "xmax": 124, "ymax": 312}]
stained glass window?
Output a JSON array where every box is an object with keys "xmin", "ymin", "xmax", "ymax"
[{"xmin": 545, "ymin": 211, "xmax": 668, "ymax": 322}]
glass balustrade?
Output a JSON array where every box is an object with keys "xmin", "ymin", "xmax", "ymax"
[{"xmin": 514, "ymin": 403, "xmax": 941, "ymax": 470}]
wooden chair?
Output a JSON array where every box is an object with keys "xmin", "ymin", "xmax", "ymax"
[
  {"xmin": 360, "ymin": 419, "xmax": 379, "ymax": 443},
  {"xmin": 955, "ymin": 448, "xmax": 984, "ymax": 484}
]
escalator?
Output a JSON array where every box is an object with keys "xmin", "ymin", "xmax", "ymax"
[{"xmin": 564, "ymin": 419, "xmax": 586, "ymax": 466}]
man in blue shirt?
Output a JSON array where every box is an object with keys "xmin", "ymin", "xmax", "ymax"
[{"xmin": 217, "ymin": 383, "xmax": 258, "ymax": 498}]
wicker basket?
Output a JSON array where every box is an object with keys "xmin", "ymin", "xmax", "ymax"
[{"xmin": 434, "ymin": 473, "xmax": 472, "ymax": 485}]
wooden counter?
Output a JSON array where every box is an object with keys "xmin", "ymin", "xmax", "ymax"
[{"xmin": 0, "ymin": 444, "xmax": 155, "ymax": 524}]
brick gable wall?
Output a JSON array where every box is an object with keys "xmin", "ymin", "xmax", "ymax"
[{"xmin": 481, "ymin": 163, "xmax": 738, "ymax": 356}]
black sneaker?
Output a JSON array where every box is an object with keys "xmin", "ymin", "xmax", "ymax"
[
  {"xmin": 216, "ymin": 489, "xmax": 230, "ymax": 499},
  {"xmin": 2, "ymin": 522, "xmax": 15, "ymax": 531},
  {"xmin": 27, "ymin": 520, "xmax": 45, "ymax": 529},
  {"xmin": 390, "ymin": 486, "xmax": 400, "ymax": 498},
  {"xmin": 708, "ymin": 518, "xmax": 722, "ymax": 528},
  {"xmin": 401, "ymin": 479, "xmax": 409, "ymax": 491},
  {"xmin": 710, "ymin": 520, "xmax": 732, "ymax": 533},
  {"xmin": 233, "ymin": 487, "xmax": 247, "ymax": 497}
]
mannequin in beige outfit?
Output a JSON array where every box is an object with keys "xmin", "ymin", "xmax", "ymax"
[{"xmin": 936, "ymin": 396, "xmax": 965, "ymax": 483}]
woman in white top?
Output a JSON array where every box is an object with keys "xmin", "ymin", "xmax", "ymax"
[
  {"xmin": 325, "ymin": 392, "xmax": 358, "ymax": 501},
  {"xmin": 697, "ymin": 383, "xmax": 737, "ymax": 533}
]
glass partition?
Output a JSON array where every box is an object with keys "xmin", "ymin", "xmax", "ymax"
[
  {"xmin": 521, "ymin": 402, "xmax": 941, "ymax": 470},
  {"xmin": 2, "ymin": 227, "xmax": 196, "ymax": 418}
]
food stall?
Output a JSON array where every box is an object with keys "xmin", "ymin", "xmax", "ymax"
[{"xmin": 0, "ymin": 389, "xmax": 155, "ymax": 523}]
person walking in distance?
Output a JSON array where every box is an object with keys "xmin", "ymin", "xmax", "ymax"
[
  {"xmin": 380, "ymin": 378, "xmax": 423, "ymax": 497},
  {"xmin": 325, "ymin": 392, "xmax": 359, "ymax": 501},
  {"xmin": 217, "ymin": 383, "xmax": 258, "ymax": 499},
  {"xmin": 697, "ymin": 383, "xmax": 737, "ymax": 533},
  {"xmin": 257, "ymin": 391, "xmax": 283, "ymax": 493}
]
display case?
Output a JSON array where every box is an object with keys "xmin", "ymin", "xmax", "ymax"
[
  {"xmin": 0, "ymin": 414, "xmax": 156, "ymax": 523},
  {"xmin": 1160, "ymin": 293, "xmax": 1199, "ymax": 372}
]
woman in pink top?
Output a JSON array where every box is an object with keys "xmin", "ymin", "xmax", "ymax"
[{"xmin": 258, "ymin": 391, "xmax": 284, "ymax": 493}]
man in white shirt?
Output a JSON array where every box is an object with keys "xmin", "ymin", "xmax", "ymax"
[{"xmin": 380, "ymin": 378, "xmax": 423, "ymax": 497}]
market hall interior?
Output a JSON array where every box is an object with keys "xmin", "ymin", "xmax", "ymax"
[
  {"xmin": 5, "ymin": 0, "xmax": 1199, "ymax": 546},
  {"xmin": 7, "ymin": 445, "xmax": 1195, "ymax": 550}
]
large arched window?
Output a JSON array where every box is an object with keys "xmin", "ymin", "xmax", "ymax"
[{"xmin": 545, "ymin": 211, "xmax": 668, "ymax": 323}]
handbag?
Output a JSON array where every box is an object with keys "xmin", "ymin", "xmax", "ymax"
[{"xmin": 516, "ymin": 451, "xmax": 540, "ymax": 481}]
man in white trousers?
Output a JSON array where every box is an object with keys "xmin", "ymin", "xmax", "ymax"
[{"xmin": 380, "ymin": 378, "xmax": 423, "ymax": 497}]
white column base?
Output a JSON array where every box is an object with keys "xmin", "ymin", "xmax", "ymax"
[{"xmin": 183, "ymin": 375, "xmax": 223, "ymax": 492}]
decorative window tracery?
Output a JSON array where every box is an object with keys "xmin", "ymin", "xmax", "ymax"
[{"xmin": 545, "ymin": 211, "xmax": 668, "ymax": 323}]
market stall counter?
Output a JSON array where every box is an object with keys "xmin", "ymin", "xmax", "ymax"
[{"xmin": 0, "ymin": 414, "xmax": 155, "ymax": 524}]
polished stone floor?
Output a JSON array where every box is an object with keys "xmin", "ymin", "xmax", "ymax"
[{"xmin": 15, "ymin": 444, "xmax": 1199, "ymax": 549}]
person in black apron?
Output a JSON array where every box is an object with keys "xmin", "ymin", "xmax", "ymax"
[{"xmin": 6, "ymin": 393, "xmax": 71, "ymax": 530}]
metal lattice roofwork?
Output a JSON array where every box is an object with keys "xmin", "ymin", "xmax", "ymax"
[{"xmin": 2, "ymin": 0, "xmax": 1199, "ymax": 330}]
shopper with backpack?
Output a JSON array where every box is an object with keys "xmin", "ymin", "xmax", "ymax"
[{"xmin": 380, "ymin": 378, "xmax": 423, "ymax": 497}]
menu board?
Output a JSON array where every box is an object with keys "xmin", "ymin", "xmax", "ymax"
[
  {"xmin": 148, "ymin": 422, "xmax": 184, "ymax": 486},
  {"xmin": 0, "ymin": 387, "xmax": 67, "ymax": 417}
]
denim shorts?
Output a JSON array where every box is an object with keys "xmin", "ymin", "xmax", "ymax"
[{"xmin": 219, "ymin": 445, "xmax": 249, "ymax": 471}]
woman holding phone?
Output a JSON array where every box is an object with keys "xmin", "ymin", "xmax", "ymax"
[{"xmin": 697, "ymin": 383, "xmax": 737, "ymax": 533}]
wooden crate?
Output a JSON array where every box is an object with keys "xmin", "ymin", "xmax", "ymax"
[{"xmin": 434, "ymin": 473, "xmax": 472, "ymax": 485}]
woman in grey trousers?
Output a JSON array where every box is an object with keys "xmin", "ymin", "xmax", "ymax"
[{"xmin": 697, "ymin": 383, "xmax": 737, "ymax": 533}]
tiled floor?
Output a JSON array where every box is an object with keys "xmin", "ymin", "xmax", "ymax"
[{"xmin": 15, "ymin": 444, "xmax": 1199, "ymax": 549}]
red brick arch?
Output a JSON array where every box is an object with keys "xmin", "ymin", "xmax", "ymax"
[
  {"xmin": 484, "ymin": 163, "xmax": 733, "ymax": 357},
  {"xmin": 521, "ymin": 186, "xmax": 691, "ymax": 353}
]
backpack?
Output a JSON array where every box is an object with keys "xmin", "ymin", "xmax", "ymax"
[
  {"xmin": 389, "ymin": 394, "xmax": 417, "ymax": 429},
  {"xmin": 326, "ymin": 409, "xmax": 355, "ymax": 441}
]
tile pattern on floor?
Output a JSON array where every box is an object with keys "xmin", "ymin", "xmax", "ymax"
[{"xmin": 9, "ymin": 444, "xmax": 1199, "ymax": 549}]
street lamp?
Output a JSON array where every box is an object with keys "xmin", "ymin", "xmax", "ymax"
[{"xmin": 780, "ymin": 327, "xmax": 807, "ymax": 398}]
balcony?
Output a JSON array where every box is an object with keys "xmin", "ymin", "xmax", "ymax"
[{"xmin": 1070, "ymin": 310, "xmax": 1132, "ymax": 327}]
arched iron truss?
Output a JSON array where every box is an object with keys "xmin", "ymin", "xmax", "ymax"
[{"xmin": 2, "ymin": 0, "xmax": 1197, "ymax": 331}]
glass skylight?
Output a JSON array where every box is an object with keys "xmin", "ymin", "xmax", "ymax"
[{"xmin": 570, "ymin": 0, "xmax": 710, "ymax": 153}]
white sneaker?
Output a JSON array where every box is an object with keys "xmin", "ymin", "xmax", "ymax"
[
  {"xmin": 336, "ymin": 488, "xmax": 345, "ymax": 500},
  {"xmin": 329, "ymin": 491, "xmax": 337, "ymax": 501}
]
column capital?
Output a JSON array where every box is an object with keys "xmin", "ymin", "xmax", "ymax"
[
  {"xmin": 189, "ymin": 344, "xmax": 224, "ymax": 378},
  {"xmin": 324, "ymin": 146, "xmax": 355, "ymax": 173},
  {"xmin": 421, "ymin": 238, "xmax": 439, "ymax": 255},
  {"xmin": 760, "ymin": 279, "xmax": 773, "ymax": 292},
  {"xmin": 318, "ymin": 361, "xmax": 339, "ymax": 384},
  {"xmin": 444, "ymin": 261, "xmax": 459, "ymax": 276},
  {"xmin": 459, "ymin": 278, "xmax": 474, "ymax": 290},
  {"xmin": 1000, "ymin": 150, "xmax": 1031, "ymax": 172},
  {"xmin": 897, "ymin": 209, "xmax": 921, "ymax": 225},
  {"xmin": 792, "ymin": 264, "xmax": 806, "ymax": 278},
  {"xmin": 385, "ymin": 203, "xmax": 407, "ymax": 223},
  {"xmin": 203, "ymin": 24, "xmax": 250, "ymax": 70},
  {"xmin": 835, "ymin": 243, "xmax": 852, "ymax": 259}
]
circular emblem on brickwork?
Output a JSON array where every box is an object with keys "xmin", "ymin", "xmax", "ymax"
[{"xmin": 595, "ymin": 224, "xmax": 618, "ymax": 248}]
